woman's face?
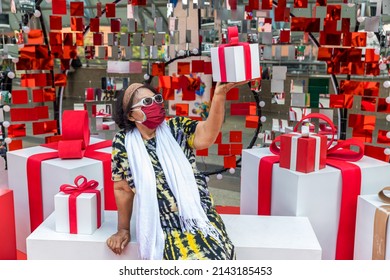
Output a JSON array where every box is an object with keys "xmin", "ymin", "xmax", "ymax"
[{"xmin": 128, "ymin": 88, "xmax": 155, "ymax": 123}]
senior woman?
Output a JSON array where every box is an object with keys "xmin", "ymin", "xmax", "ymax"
[{"xmin": 107, "ymin": 81, "xmax": 245, "ymax": 260}]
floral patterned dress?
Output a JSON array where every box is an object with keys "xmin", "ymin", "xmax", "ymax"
[{"xmin": 111, "ymin": 117, "xmax": 235, "ymax": 260}]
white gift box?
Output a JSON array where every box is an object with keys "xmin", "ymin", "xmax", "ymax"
[
  {"xmin": 7, "ymin": 138, "xmax": 108, "ymax": 253},
  {"xmin": 27, "ymin": 211, "xmax": 321, "ymax": 260},
  {"xmin": 55, "ymin": 184, "xmax": 104, "ymax": 235},
  {"xmin": 354, "ymin": 195, "xmax": 390, "ymax": 260},
  {"xmin": 240, "ymin": 148, "xmax": 390, "ymax": 259},
  {"xmin": 210, "ymin": 44, "xmax": 260, "ymax": 82}
]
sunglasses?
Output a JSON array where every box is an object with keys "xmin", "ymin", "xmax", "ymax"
[{"xmin": 131, "ymin": 94, "xmax": 164, "ymax": 109}]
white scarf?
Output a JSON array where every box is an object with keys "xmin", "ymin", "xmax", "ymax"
[{"xmin": 125, "ymin": 121, "xmax": 220, "ymax": 260}]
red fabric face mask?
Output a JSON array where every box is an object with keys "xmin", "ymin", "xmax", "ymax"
[{"xmin": 136, "ymin": 102, "xmax": 166, "ymax": 129}]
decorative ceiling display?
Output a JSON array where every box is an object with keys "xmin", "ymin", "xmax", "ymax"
[{"xmin": 0, "ymin": 0, "xmax": 390, "ymax": 177}]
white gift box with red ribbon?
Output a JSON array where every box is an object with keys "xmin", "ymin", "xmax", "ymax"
[
  {"xmin": 210, "ymin": 26, "xmax": 260, "ymax": 82},
  {"xmin": 55, "ymin": 176, "xmax": 104, "ymax": 235}
]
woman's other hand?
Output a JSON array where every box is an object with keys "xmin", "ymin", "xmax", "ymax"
[{"xmin": 106, "ymin": 229, "xmax": 131, "ymax": 255}]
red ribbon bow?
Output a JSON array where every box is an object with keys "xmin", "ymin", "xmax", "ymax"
[
  {"xmin": 258, "ymin": 113, "xmax": 364, "ymax": 260},
  {"xmin": 26, "ymin": 110, "xmax": 115, "ymax": 232},
  {"xmin": 218, "ymin": 26, "xmax": 252, "ymax": 82},
  {"xmin": 60, "ymin": 175, "xmax": 102, "ymax": 234}
]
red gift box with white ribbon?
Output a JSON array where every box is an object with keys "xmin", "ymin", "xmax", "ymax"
[{"xmin": 279, "ymin": 130, "xmax": 327, "ymax": 173}]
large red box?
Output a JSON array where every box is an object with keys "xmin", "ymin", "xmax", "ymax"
[{"xmin": 0, "ymin": 189, "xmax": 17, "ymax": 259}]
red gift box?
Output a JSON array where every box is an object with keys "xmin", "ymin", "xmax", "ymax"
[
  {"xmin": 279, "ymin": 132, "xmax": 327, "ymax": 173},
  {"xmin": 0, "ymin": 189, "xmax": 17, "ymax": 260}
]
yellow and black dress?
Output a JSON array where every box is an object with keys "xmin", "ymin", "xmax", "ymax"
[{"xmin": 111, "ymin": 116, "xmax": 235, "ymax": 260}]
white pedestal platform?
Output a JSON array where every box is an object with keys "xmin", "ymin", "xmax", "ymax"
[{"xmin": 27, "ymin": 211, "xmax": 321, "ymax": 260}]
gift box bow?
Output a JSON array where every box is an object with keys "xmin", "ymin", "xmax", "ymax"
[
  {"xmin": 258, "ymin": 112, "xmax": 365, "ymax": 260},
  {"xmin": 60, "ymin": 175, "xmax": 102, "ymax": 234},
  {"xmin": 269, "ymin": 113, "xmax": 364, "ymax": 162},
  {"xmin": 46, "ymin": 110, "xmax": 91, "ymax": 159},
  {"xmin": 218, "ymin": 26, "xmax": 252, "ymax": 82}
]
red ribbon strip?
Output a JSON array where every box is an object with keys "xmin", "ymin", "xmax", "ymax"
[
  {"xmin": 26, "ymin": 151, "xmax": 59, "ymax": 231},
  {"xmin": 257, "ymin": 113, "xmax": 364, "ymax": 259},
  {"xmin": 60, "ymin": 175, "xmax": 101, "ymax": 234},
  {"xmin": 218, "ymin": 26, "xmax": 252, "ymax": 82},
  {"xmin": 26, "ymin": 110, "xmax": 115, "ymax": 232}
]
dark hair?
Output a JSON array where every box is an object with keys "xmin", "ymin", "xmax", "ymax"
[{"xmin": 113, "ymin": 83, "xmax": 160, "ymax": 132}]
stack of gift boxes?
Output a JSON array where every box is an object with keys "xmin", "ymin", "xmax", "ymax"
[
  {"xmin": 4, "ymin": 110, "xmax": 130, "ymax": 259},
  {"xmin": 241, "ymin": 113, "xmax": 390, "ymax": 260},
  {"xmin": 6, "ymin": 111, "xmax": 322, "ymax": 260}
]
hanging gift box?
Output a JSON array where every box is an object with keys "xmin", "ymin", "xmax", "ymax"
[
  {"xmin": 55, "ymin": 176, "xmax": 104, "ymax": 234},
  {"xmin": 210, "ymin": 26, "xmax": 260, "ymax": 82}
]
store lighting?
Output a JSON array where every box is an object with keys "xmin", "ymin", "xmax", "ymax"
[
  {"xmin": 0, "ymin": 105, "xmax": 10, "ymax": 112},
  {"xmin": 1, "ymin": 121, "xmax": 10, "ymax": 128}
]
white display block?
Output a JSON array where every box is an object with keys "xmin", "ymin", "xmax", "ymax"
[
  {"xmin": 0, "ymin": 157, "xmax": 7, "ymax": 188},
  {"xmin": 27, "ymin": 211, "xmax": 139, "ymax": 260},
  {"xmin": 27, "ymin": 211, "xmax": 321, "ymax": 260},
  {"xmin": 210, "ymin": 44, "xmax": 260, "ymax": 82},
  {"xmin": 240, "ymin": 148, "xmax": 390, "ymax": 260},
  {"xmin": 7, "ymin": 138, "xmax": 107, "ymax": 253},
  {"xmin": 55, "ymin": 184, "xmax": 104, "ymax": 235},
  {"xmin": 221, "ymin": 215, "xmax": 322, "ymax": 260},
  {"xmin": 354, "ymin": 195, "xmax": 390, "ymax": 260}
]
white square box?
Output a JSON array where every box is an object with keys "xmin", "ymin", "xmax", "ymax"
[
  {"xmin": 210, "ymin": 44, "xmax": 260, "ymax": 82},
  {"xmin": 7, "ymin": 138, "xmax": 108, "ymax": 253},
  {"xmin": 55, "ymin": 184, "xmax": 104, "ymax": 235},
  {"xmin": 240, "ymin": 148, "xmax": 390, "ymax": 259},
  {"xmin": 354, "ymin": 195, "xmax": 390, "ymax": 259},
  {"xmin": 27, "ymin": 211, "xmax": 321, "ymax": 260},
  {"xmin": 221, "ymin": 215, "xmax": 321, "ymax": 260}
]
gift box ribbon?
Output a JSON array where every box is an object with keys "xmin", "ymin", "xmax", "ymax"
[
  {"xmin": 373, "ymin": 187, "xmax": 390, "ymax": 260},
  {"xmin": 60, "ymin": 175, "xmax": 102, "ymax": 234},
  {"xmin": 258, "ymin": 113, "xmax": 364, "ymax": 260},
  {"xmin": 26, "ymin": 110, "xmax": 114, "ymax": 232},
  {"xmin": 218, "ymin": 26, "xmax": 252, "ymax": 82}
]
